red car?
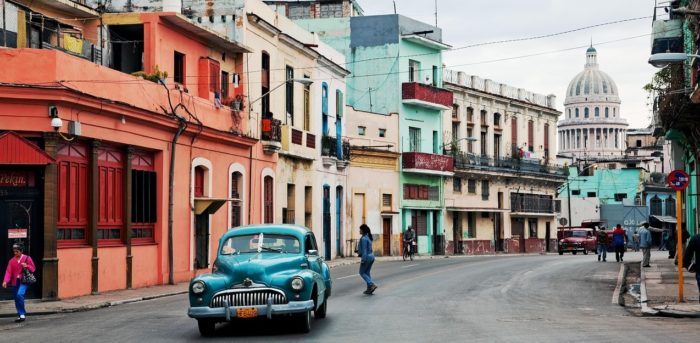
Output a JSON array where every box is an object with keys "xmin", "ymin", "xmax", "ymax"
[{"xmin": 557, "ymin": 228, "xmax": 597, "ymax": 255}]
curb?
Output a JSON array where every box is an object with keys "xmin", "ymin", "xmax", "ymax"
[
  {"xmin": 639, "ymin": 262, "xmax": 659, "ymax": 316},
  {"xmin": 612, "ymin": 263, "xmax": 627, "ymax": 306},
  {"xmin": 326, "ymin": 252, "xmax": 555, "ymax": 269},
  {"xmin": 0, "ymin": 290, "xmax": 188, "ymax": 318}
]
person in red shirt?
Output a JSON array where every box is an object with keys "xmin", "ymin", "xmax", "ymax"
[
  {"xmin": 2, "ymin": 244, "xmax": 36, "ymax": 322},
  {"xmin": 612, "ymin": 224, "xmax": 627, "ymax": 262}
]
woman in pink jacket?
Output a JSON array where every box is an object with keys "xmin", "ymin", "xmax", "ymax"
[{"xmin": 2, "ymin": 244, "xmax": 35, "ymax": 322}]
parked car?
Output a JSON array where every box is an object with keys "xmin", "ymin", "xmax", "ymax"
[
  {"xmin": 557, "ymin": 228, "xmax": 597, "ymax": 255},
  {"xmin": 187, "ymin": 225, "xmax": 332, "ymax": 336}
]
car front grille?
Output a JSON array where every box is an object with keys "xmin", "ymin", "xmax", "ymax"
[{"xmin": 210, "ymin": 288, "xmax": 288, "ymax": 308}]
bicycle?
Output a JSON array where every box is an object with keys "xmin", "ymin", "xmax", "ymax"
[{"xmin": 403, "ymin": 241, "xmax": 415, "ymax": 261}]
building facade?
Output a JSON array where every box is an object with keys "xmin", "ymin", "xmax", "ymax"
[{"xmin": 442, "ymin": 71, "xmax": 565, "ymax": 254}]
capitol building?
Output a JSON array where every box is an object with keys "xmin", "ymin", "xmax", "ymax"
[{"xmin": 558, "ymin": 46, "xmax": 628, "ymax": 160}]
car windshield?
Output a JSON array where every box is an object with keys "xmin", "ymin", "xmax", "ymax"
[
  {"xmin": 220, "ymin": 234, "xmax": 301, "ymax": 255},
  {"xmin": 571, "ymin": 231, "xmax": 588, "ymax": 238}
]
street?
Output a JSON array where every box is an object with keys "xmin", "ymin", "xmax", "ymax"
[{"xmin": 2, "ymin": 253, "xmax": 698, "ymax": 342}]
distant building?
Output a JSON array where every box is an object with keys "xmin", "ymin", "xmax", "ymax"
[{"xmin": 264, "ymin": 0, "xmax": 364, "ymax": 19}]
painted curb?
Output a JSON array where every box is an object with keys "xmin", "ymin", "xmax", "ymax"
[
  {"xmin": 639, "ymin": 262, "xmax": 660, "ymax": 316},
  {"xmin": 612, "ymin": 263, "xmax": 627, "ymax": 306}
]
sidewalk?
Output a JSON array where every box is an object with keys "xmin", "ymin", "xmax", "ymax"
[{"xmin": 641, "ymin": 252, "xmax": 700, "ymax": 317}]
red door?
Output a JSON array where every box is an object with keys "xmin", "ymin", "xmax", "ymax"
[
  {"xmin": 382, "ymin": 217, "xmax": 391, "ymax": 256},
  {"xmin": 263, "ymin": 176, "xmax": 273, "ymax": 223}
]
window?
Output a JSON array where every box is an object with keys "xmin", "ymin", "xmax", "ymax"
[
  {"xmin": 403, "ymin": 185, "xmax": 440, "ymax": 201},
  {"xmin": 194, "ymin": 166, "xmax": 205, "ymax": 198},
  {"xmin": 379, "ymin": 128, "xmax": 386, "ymax": 138},
  {"xmin": 358, "ymin": 126, "xmax": 366, "ymax": 136},
  {"xmin": 432, "ymin": 65, "xmax": 438, "ymax": 86},
  {"xmin": 665, "ymin": 197, "xmax": 676, "ymax": 217},
  {"xmin": 57, "ymin": 142, "xmax": 89, "ymax": 245},
  {"xmin": 98, "ymin": 147, "xmax": 125, "ymax": 243},
  {"xmin": 527, "ymin": 120, "xmax": 534, "ymax": 152},
  {"xmin": 493, "ymin": 113, "xmax": 501, "ymax": 127},
  {"xmin": 467, "ymin": 179, "xmax": 476, "ymax": 194},
  {"xmin": 433, "ymin": 131, "xmax": 439, "ymax": 154},
  {"xmin": 452, "ymin": 123, "xmax": 460, "ymax": 144},
  {"xmin": 480, "ymin": 110, "xmax": 488, "ymax": 126},
  {"xmin": 409, "ymin": 60, "xmax": 421, "ymax": 82},
  {"xmin": 231, "ymin": 172, "xmax": 243, "ymax": 228},
  {"xmin": 382, "ymin": 194, "xmax": 392, "ymax": 209},
  {"xmin": 614, "ymin": 193, "xmax": 627, "ymax": 202},
  {"xmin": 131, "ymin": 150, "xmax": 156, "ymax": 243},
  {"xmin": 467, "ymin": 128, "xmax": 474, "ymax": 153},
  {"xmin": 595, "ymin": 107, "xmax": 599, "ymax": 117},
  {"xmin": 480, "ymin": 131, "xmax": 487, "ymax": 155},
  {"xmin": 587, "ymin": 192, "xmax": 597, "ymax": 198},
  {"xmin": 543, "ymin": 123, "xmax": 550, "ymax": 160},
  {"xmin": 575, "ymin": 108, "xmax": 579, "ymax": 117},
  {"xmin": 336, "ymin": 90, "xmax": 344, "ymax": 119},
  {"xmin": 286, "ymin": 66, "xmax": 294, "ymax": 125},
  {"xmin": 467, "ymin": 213, "xmax": 476, "ymax": 238},
  {"xmin": 261, "ymin": 52, "xmax": 270, "ymax": 115},
  {"xmin": 528, "ymin": 219, "xmax": 538, "ymax": 238},
  {"xmin": 453, "ymin": 177, "xmax": 462, "ymax": 192},
  {"xmin": 303, "ymin": 75, "xmax": 311, "ymax": 130},
  {"xmin": 409, "ymin": 127, "xmax": 421, "ymax": 152},
  {"xmin": 481, "ymin": 180, "xmax": 489, "ymax": 200},
  {"xmin": 571, "ymin": 190, "xmax": 581, "ymax": 196},
  {"xmin": 209, "ymin": 60, "xmax": 220, "ymax": 93},
  {"xmin": 636, "ymin": 140, "xmax": 642, "ymax": 148},
  {"xmin": 568, "ymin": 109, "xmax": 571, "ymax": 118},
  {"xmin": 467, "ymin": 107, "xmax": 474, "ymax": 122},
  {"xmin": 650, "ymin": 196, "xmax": 662, "ymax": 216},
  {"xmin": 494, "ymin": 134, "xmax": 501, "ymax": 159},
  {"xmin": 174, "ymin": 51, "xmax": 185, "ymax": 84},
  {"xmin": 264, "ymin": 176, "xmax": 274, "ymax": 224},
  {"xmin": 605, "ymin": 107, "xmax": 609, "ymax": 117},
  {"xmin": 221, "ymin": 71, "xmax": 229, "ymax": 99},
  {"xmin": 322, "ymin": 83, "xmax": 329, "ymax": 135},
  {"xmin": 320, "ymin": 2, "xmax": 343, "ymax": 18},
  {"xmin": 288, "ymin": 3, "xmax": 311, "ymax": 19},
  {"xmin": 452, "ymin": 104, "xmax": 459, "ymax": 118},
  {"xmin": 584, "ymin": 107, "xmax": 589, "ymax": 118}
]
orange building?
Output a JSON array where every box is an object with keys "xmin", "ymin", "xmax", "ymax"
[{"xmin": 0, "ymin": 2, "xmax": 278, "ymax": 300}]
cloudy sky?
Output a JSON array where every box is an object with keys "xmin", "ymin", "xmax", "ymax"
[{"xmin": 356, "ymin": 0, "xmax": 659, "ymax": 128}]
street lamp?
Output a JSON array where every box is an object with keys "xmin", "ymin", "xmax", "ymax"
[{"xmin": 648, "ymin": 52, "xmax": 700, "ymax": 68}]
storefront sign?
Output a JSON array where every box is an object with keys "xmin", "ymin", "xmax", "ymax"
[
  {"xmin": 0, "ymin": 171, "xmax": 28, "ymax": 187},
  {"xmin": 8, "ymin": 228, "xmax": 28, "ymax": 239}
]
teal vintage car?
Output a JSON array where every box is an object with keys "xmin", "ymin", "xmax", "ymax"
[{"xmin": 187, "ymin": 225, "xmax": 332, "ymax": 336}]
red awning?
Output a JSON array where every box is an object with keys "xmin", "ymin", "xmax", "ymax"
[{"xmin": 0, "ymin": 132, "xmax": 55, "ymax": 165}]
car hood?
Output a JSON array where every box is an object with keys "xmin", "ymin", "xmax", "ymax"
[
  {"xmin": 561, "ymin": 237, "xmax": 587, "ymax": 243},
  {"xmin": 216, "ymin": 253, "xmax": 304, "ymax": 285}
]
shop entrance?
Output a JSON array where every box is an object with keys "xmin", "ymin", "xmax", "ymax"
[{"xmin": 0, "ymin": 168, "xmax": 43, "ymax": 300}]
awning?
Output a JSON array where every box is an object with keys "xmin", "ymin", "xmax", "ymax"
[
  {"xmin": 650, "ymin": 215, "xmax": 677, "ymax": 224},
  {"xmin": 194, "ymin": 198, "xmax": 239, "ymax": 215},
  {"xmin": 0, "ymin": 132, "xmax": 55, "ymax": 165}
]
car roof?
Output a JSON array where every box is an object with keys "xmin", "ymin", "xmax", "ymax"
[{"xmin": 222, "ymin": 224, "xmax": 311, "ymax": 240}]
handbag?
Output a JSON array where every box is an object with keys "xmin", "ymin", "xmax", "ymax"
[{"xmin": 19, "ymin": 256, "xmax": 36, "ymax": 285}]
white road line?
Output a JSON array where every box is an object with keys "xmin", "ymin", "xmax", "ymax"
[
  {"xmin": 401, "ymin": 264, "xmax": 418, "ymax": 268},
  {"xmin": 336, "ymin": 275, "xmax": 356, "ymax": 280},
  {"xmin": 612, "ymin": 263, "xmax": 625, "ymax": 305}
]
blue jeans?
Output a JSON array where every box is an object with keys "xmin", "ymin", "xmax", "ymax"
[
  {"xmin": 359, "ymin": 258, "xmax": 375, "ymax": 288},
  {"xmin": 597, "ymin": 244, "xmax": 607, "ymax": 260},
  {"xmin": 12, "ymin": 283, "xmax": 28, "ymax": 316}
]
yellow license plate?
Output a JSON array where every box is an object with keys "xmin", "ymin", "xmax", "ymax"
[{"xmin": 236, "ymin": 308, "xmax": 258, "ymax": 319}]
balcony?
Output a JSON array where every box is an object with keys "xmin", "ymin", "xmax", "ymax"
[
  {"xmin": 321, "ymin": 136, "xmax": 351, "ymax": 169},
  {"xmin": 511, "ymin": 194, "xmax": 560, "ymax": 215},
  {"xmin": 452, "ymin": 152, "xmax": 566, "ymax": 179},
  {"xmin": 401, "ymin": 82, "xmax": 453, "ymax": 111},
  {"xmin": 651, "ymin": 2, "xmax": 683, "ymax": 55},
  {"xmin": 280, "ymin": 125, "xmax": 316, "ymax": 161},
  {"xmin": 261, "ymin": 118, "xmax": 282, "ymax": 154},
  {"xmin": 402, "ymin": 152, "xmax": 454, "ymax": 176}
]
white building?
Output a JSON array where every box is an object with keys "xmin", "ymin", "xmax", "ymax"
[{"xmin": 558, "ymin": 47, "xmax": 629, "ymax": 161}]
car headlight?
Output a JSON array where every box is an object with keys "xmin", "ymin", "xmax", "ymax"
[
  {"xmin": 291, "ymin": 277, "xmax": 304, "ymax": 291},
  {"xmin": 191, "ymin": 281, "xmax": 205, "ymax": 294}
]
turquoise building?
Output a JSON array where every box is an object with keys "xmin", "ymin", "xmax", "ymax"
[{"xmin": 297, "ymin": 15, "xmax": 453, "ymax": 254}]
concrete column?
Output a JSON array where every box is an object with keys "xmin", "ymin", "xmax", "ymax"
[
  {"xmin": 90, "ymin": 140, "xmax": 100, "ymax": 295},
  {"xmin": 42, "ymin": 132, "xmax": 59, "ymax": 299},
  {"xmin": 125, "ymin": 146, "xmax": 133, "ymax": 289}
]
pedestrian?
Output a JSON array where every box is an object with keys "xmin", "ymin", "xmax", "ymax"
[
  {"xmin": 2, "ymin": 244, "xmax": 36, "ymax": 323},
  {"xmin": 639, "ymin": 223, "xmax": 652, "ymax": 268},
  {"xmin": 357, "ymin": 224, "xmax": 377, "ymax": 295},
  {"xmin": 683, "ymin": 232, "xmax": 700, "ymax": 302},
  {"xmin": 596, "ymin": 227, "xmax": 608, "ymax": 262},
  {"xmin": 659, "ymin": 229, "xmax": 669, "ymax": 251},
  {"xmin": 626, "ymin": 226, "xmax": 639, "ymax": 252},
  {"xmin": 612, "ymin": 224, "xmax": 627, "ymax": 262},
  {"xmin": 668, "ymin": 227, "xmax": 677, "ymax": 259}
]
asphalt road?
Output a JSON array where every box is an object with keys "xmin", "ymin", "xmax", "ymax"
[{"xmin": 2, "ymin": 253, "xmax": 699, "ymax": 342}]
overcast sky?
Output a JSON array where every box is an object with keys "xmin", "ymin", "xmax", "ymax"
[{"xmin": 356, "ymin": 0, "xmax": 658, "ymax": 128}]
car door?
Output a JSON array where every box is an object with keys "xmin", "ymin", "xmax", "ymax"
[{"xmin": 305, "ymin": 234, "xmax": 322, "ymax": 275}]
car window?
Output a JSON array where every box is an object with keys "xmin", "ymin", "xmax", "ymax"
[
  {"xmin": 220, "ymin": 234, "xmax": 300, "ymax": 255},
  {"xmin": 304, "ymin": 234, "xmax": 318, "ymax": 254},
  {"xmin": 571, "ymin": 231, "xmax": 587, "ymax": 238}
]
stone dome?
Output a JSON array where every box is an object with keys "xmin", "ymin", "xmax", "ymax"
[{"xmin": 565, "ymin": 47, "xmax": 619, "ymax": 100}]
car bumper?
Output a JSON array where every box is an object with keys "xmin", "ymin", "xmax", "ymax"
[{"xmin": 188, "ymin": 300, "xmax": 314, "ymax": 321}]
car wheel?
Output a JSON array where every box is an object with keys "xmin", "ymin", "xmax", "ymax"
[
  {"xmin": 296, "ymin": 310, "xmax": 311, "ymax": 333},
  {"xmin": 583, "ymin": 250, "xmax": 588, "ymax": 255},
  {"xmin": 197, "ymin": 319, "xmax": 216, "ymax": 337},
  {"xmin": 314, "ymin": 295, "xmax": 327, "ymax": 319},
  {"xmin": 572, "ymin": 251, "xmax": 577, "ymax": 255},
  {"xmin": 558, "ymin": 250, "xmax": 563, "ymax": 255}
]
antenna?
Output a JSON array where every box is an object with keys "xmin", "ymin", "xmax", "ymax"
[
  {"xmin": 393, "ymin": 0, "xmax": 397, "ymax": 14},
  {"xmin": 435, "ymin": 0, "xmax": 438, "ymax": 26}
]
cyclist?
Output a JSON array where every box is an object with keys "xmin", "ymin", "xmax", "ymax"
[{"xmin": 403, "ymin": 226, "xmax": 416, "ymax": 257}]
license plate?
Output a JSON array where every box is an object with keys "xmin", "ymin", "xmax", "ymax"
[
  {"xmin": 236, "ymin": 308, "xmax": 257, "ymax": 319},
  {"xmin": 568, "ymin": 247, "xmax": 573, "ymax": 250}
]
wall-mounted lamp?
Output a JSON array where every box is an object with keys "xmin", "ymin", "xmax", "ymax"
[{"xmin": 49, "ymin": 105, "xmax": 62, "ymax": 131}]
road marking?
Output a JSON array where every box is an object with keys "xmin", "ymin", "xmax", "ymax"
[
  {"xmin": 336, "ymin": 275, "xmax": 356, "ymax": 280},
  {"xmin": 401, "ymin": 264, "xmax": 418, "ymax": 268}
]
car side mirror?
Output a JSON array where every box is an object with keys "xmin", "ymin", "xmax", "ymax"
[{"xmin": 307, "ymin": 249, "xmax": 319, "ymax": 257}]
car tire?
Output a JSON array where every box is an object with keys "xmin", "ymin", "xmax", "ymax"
[
  {"xmin": 572, "ymin": 251, "xmax": 577, "ymax": 255},
  {"xmin": 314, "ymin": 295, "xmax": 327, "ymax": 319},
  {"xmin": 558, "ymin": 250, "xmax": 563, "ymax": 255},
  {"xmin": 197, "ymin": 319, "xmax": 216, "ymax": 337},
  {"xmin": 296, "ymin": 310, "xmax": 311, "ymax": 333},
  {"xmin": 583, "ymin": 250, "xmax": 588, "ymax": 255}
]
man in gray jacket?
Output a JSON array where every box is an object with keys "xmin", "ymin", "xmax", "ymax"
[{"xmin": 639, "ymin": 223, "xmax": 653, "ymax": 267}]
